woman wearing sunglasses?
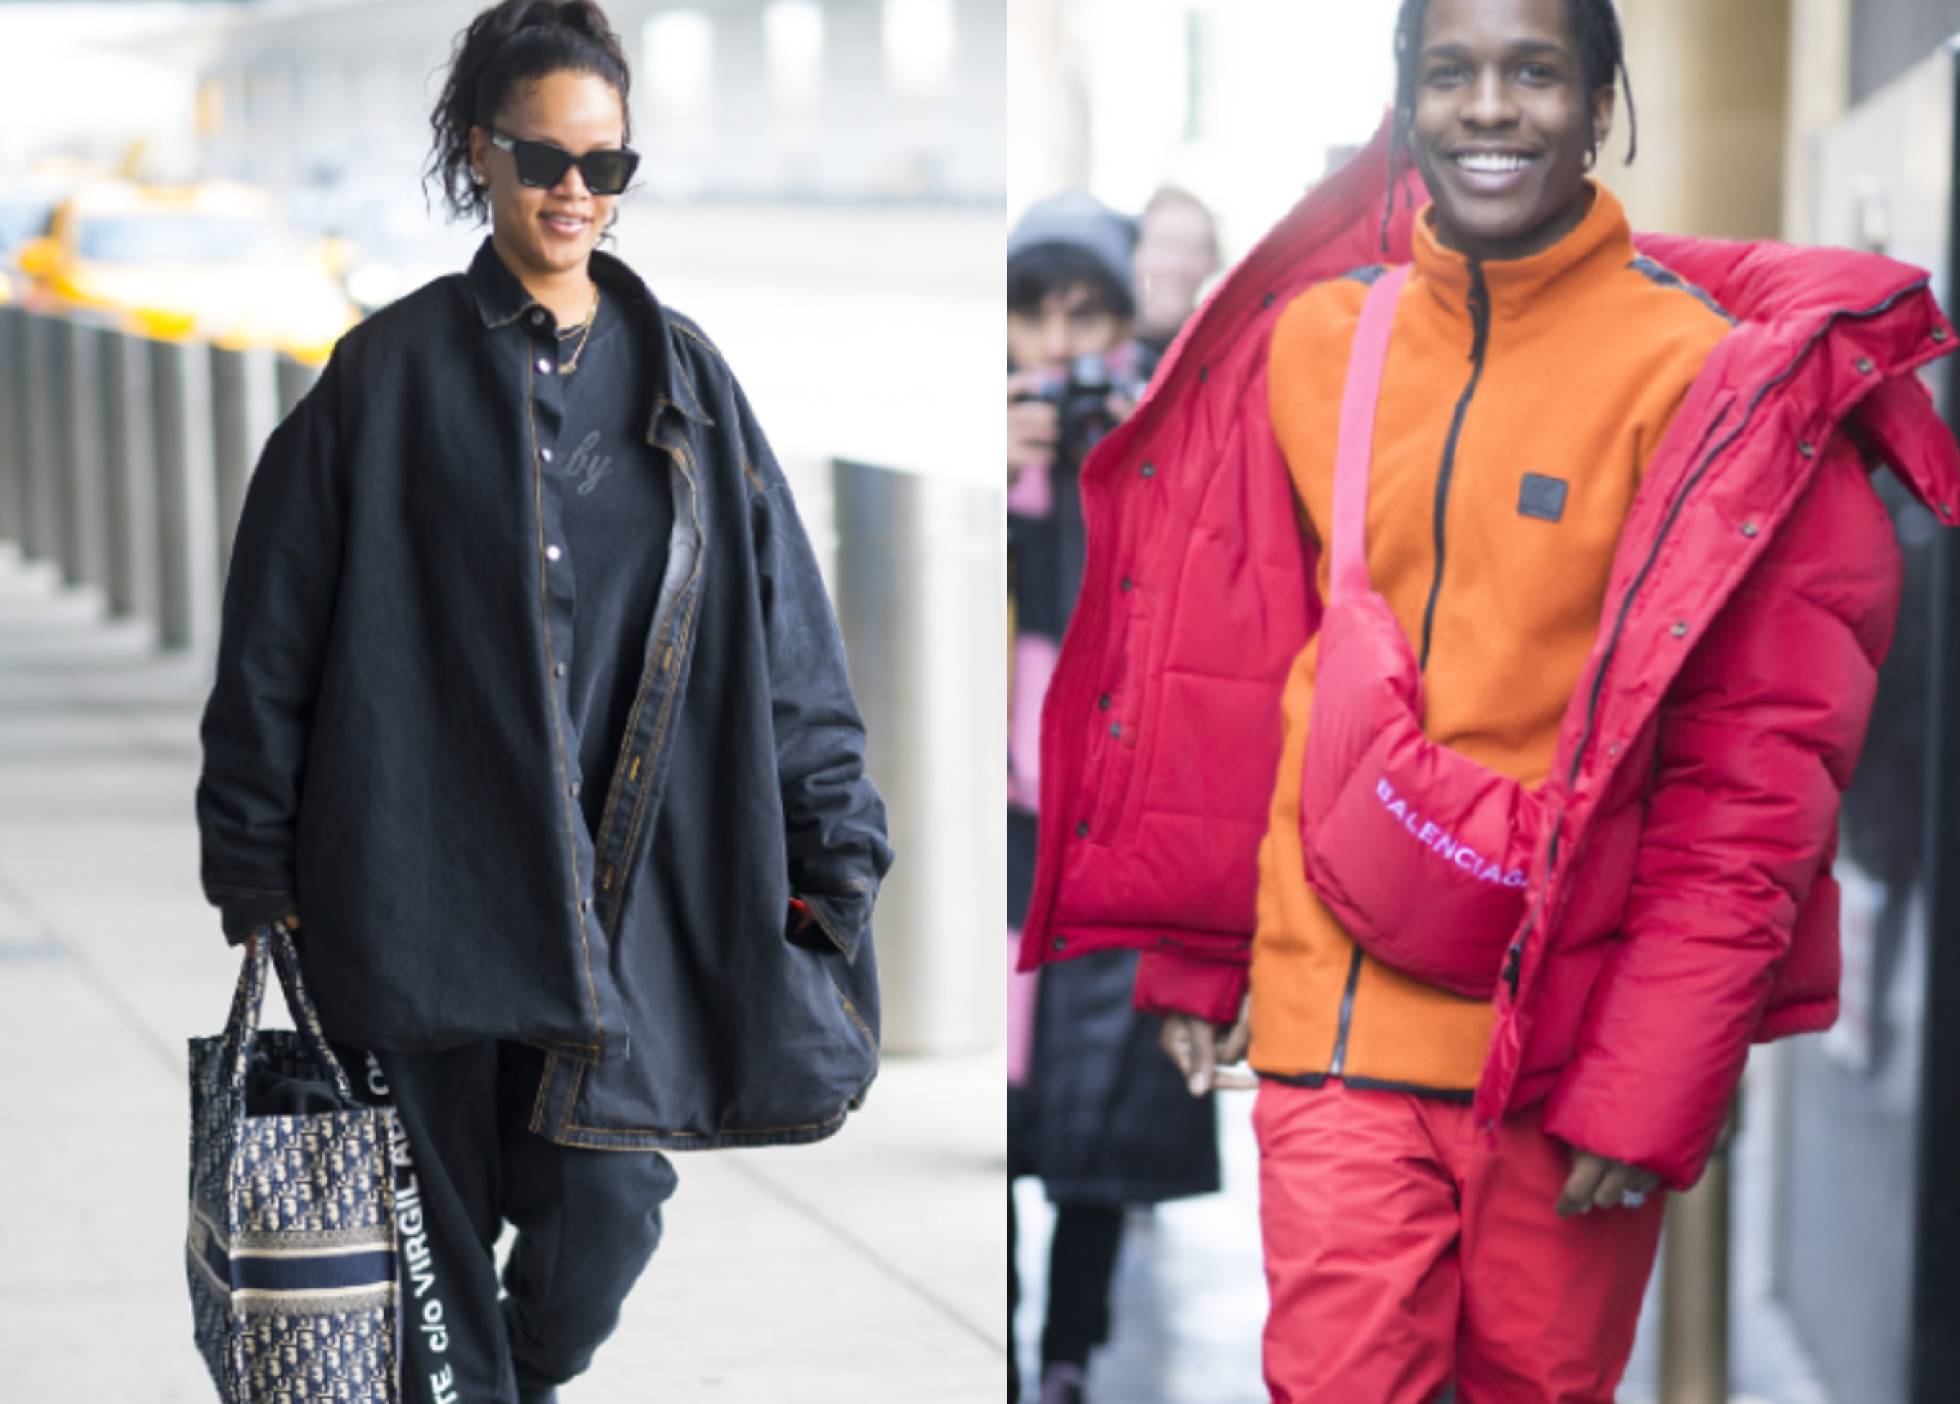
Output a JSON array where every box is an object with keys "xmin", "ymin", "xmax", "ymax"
[{"xmin": 194, "ymin": 2, "xmax": 891, "ymax": 1400}]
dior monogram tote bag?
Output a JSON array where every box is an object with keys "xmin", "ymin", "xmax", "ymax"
[{"xmin": 186, "ymin": 924, "xmax": 401, "ymax": 1402}]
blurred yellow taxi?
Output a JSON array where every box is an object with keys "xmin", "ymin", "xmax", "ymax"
[{"xmin": 15, "ymin": 180, "xmax": 356, "ymax": 364}]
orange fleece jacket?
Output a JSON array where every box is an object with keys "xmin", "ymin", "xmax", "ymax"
[{"xmin": 1253, "ymin": 183, "xmax": 1733, "ymax": 1091}]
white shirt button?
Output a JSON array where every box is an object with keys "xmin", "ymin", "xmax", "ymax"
[
  {"xmin": 546, "ymin": 544, "xmax": 562, "ymax": 562},
  {"xmin": 537, "ymin": 358, "xmax": 553, "ymax": 374}
]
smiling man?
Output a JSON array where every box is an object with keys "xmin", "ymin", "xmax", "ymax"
[
  {"xmin": 1219, "ymin": 2, "xmax": 1717, "ymax": 1391},
  {"xmin": 1017, "ymin": 0, "xmax": 1960, "ymax": 1399}
]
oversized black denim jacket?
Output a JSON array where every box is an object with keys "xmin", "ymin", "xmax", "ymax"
[{"xmin": 196, "ymin": 240, "xmax": 893, "ymax": 1149}]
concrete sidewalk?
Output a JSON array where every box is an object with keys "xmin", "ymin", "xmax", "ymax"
[{"xmin": 0, "ymin": 546, "xmax": 1006, "ymax": 1403}]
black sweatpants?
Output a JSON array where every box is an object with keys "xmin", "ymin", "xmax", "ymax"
[{"xmin": 350, "ymin": 1041, "xmax": 680, "ymax": 1404}]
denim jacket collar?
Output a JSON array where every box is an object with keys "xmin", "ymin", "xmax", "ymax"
[{"xmin": 465, "ymin": 236, "xmax": 716, "ymax": 428}]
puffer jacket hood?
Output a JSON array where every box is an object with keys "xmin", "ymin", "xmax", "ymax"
[
  {"xmin": 1640, "ymin": 230, "xmax": 1958, "ymax": 522},
  {"xmin": 1018, "ymin": 120, "xmax": 1960, "ymax": 1189}
]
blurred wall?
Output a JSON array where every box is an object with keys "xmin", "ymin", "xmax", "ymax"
[
  {"xmin": 1010, "ymin": 0, "xmax": 1397, "ymax": 265},
  {"xmin": 0, "ymin": 3, "xmax": 199, "ymax": 172},
  {"xmin": 1852, "ymin": 0, "xmax": 1960, "ymax": 103},
  {"xmin": 1784, "ymin": 0, "xmax": 1855, "ymax": 243},
  {"xmin": 157, "ymin": 0, "xmax": 1005, "ymax": 483},
  {"xmin": 1021, "ymin": 1, "xmax": 1825, "ymax": 261},
  {"xmin": 1005, "ymin": 0, "xmax": 1081, "ymax": 220},
  {"xmin": 1611, "ymin": 0, "xmax": 1792, "ymax": 240},
  {"xmin": 188, "ymin": 0, "xmax": 998, "ymax": 207}
]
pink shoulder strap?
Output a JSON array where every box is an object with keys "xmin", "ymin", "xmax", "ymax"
[{"xmin": 1329, "ymin": 264, "xmax": 1411, "ymax": 600}]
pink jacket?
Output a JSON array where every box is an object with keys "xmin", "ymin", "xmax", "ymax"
[{"xmin": 1016, "ymin": 130, "xmax": 1960, "ymax": 1188}]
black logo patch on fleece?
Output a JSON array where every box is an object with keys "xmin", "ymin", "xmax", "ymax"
[{"xmin": 1517, "ymin": 473, "xmax": 1568, "ymax": 524}]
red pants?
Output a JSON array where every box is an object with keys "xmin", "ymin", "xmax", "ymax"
[{"xmin": 1255, "ymin": 1079, "xmax": 1665, "ymax": 1403}]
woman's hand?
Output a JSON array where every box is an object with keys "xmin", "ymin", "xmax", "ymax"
[
  {"xmin": 246, "ymin": 911, "xmax": 301, "ymax": 959},
  {"xmin": 1557, "ymin": 1147, "xmax": 1661, "ymax": 1217},
  {"xmin": 1159, "ymin": 993, "xmax": 1256, "ymax": 1095}
]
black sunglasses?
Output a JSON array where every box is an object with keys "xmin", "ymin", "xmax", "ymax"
[{"xmin": 490, "ymin": 130, "xmax": 640, "ymax": 196}]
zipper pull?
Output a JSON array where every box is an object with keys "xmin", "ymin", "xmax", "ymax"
[{"xmin": 1501, "ymin": 942, "xmax": 1522, "ymax": 995}]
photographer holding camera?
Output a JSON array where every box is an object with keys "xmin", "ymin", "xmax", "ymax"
[{"xmin": 1006, "ymin": 192, "xmax": 1218, "ymax": 1404}]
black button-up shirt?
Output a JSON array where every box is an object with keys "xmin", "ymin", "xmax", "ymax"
[
  {"xmin": 532, "ymin": 285, "xmax": 675, "ymax": 841},
  {"xmin": 197, "ymin": 239, "xmax": 892, "ymax": 1148}
]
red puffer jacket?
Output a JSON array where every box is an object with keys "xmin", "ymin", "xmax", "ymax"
[{"xmin": 1016, "ymin": 129, "xmax": 1960, "ymax": 1189}]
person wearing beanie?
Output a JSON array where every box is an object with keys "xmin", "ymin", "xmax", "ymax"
[{"xmin": 1007, "ymin": 191, "xmax": 1219, "ymax": 1404}]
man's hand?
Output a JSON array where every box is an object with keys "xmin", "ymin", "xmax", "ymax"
[
  {"xmin": 1160, "ymin": 993, "xmax": 1256, "ymax": 1095},
  {"xmin": 1556, "ymin": 1147, "xmax": 1661, "ymax": 1218},
  {"xmin": 1007, "ymin": 371, "xmax": 1060, "ymax": 478}
]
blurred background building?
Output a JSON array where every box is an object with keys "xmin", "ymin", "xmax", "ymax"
[
  {"xmin": 0, "ymin": 1, "xmax": 1004, "ymax": 1397},
  {"xmin": 1008, "ymin": 2, "xmax": 1960, "ymax": 1403},
  {"xmin": 4, "ymin": 0, "xmax": 1001, "ymax": 475}
]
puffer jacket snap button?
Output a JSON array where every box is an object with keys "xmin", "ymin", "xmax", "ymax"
[
  {"xmin": 1935, "ymin": 327, "xmax": 1950, "ymax": 342},
  {"xmin": 1741, "ymin": 522, "xmax": 1759, "ymax": 538},
  {"xmin": 1671, "ymin": 620, "xmax": 1689, "ymax": 639},
  {"xmin": 1855, "ymin": 356, "xmax": 1875, "ymax": 374},
  {"xmin": 1798, "ymin": 440, "xmax": 1816, "ymax": 457}
]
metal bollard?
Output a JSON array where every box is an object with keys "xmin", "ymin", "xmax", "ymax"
[
  {"xmin": 275, "ymin": 355, "xmax": 320, "ymax": 418},
  {"xmin": 102, "ymin": 329, "xmax": 159, "ymax": 626},
  {"xmin": 1659, "ymin": 1096, "xmax": 1739, "ymax": 1404},
  {"xmin": 151, "ymin": 337, "xmax": 220, "ymax": 661},
  {"xmin": 0, "ymin": 304, "xmax": 24, "ymax": 549},
  {"xmin": 211, "ymin": 344, "xmax": 279, "ymax": 575},
  {"xmin": 56, "ymin": 315, "xmax": 112, "ymax": 591},
  {"xmin": 19, "ymin": 310, "xmax": 64, "ymax": 565},
  {"xmin": 831, "ymin": 459, "xmax": 1005, "ymax": 1055}
]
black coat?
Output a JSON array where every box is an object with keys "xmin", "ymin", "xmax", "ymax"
[
  {"xmin": 197, "ymin": 240, "xmax": 892, "ymax": 1149},
  {"xmin": 1006, "ymin": 385, "xmax": 1218, "ymax": 1207},
  {"xmin": 1011, "ymin": 944, "xmax": 1220, "ymax": 1206}
]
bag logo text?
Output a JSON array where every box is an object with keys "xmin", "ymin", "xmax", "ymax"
[{"xmin": 1374, "ymin": 776, "xmax": 1527, "ymax": 889}]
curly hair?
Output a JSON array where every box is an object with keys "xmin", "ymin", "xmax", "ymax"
[
  {"xmin": 1381, "ymin": 0, "xmax": 1637, "ymax": 251},
  {"xmin": 426, "ymin": 0, "xmax": 634, "ymax": 228}
]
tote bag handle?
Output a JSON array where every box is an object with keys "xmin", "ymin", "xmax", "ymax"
[
  {"xmin": 1329, "ymin": 264, "xmax": 1412, "ymax": 601},
  {"xmin": 218, "ymin": 924, "xmax": 360, "ymax": 1122}
]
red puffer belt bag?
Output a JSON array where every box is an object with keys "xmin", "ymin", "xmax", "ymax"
[{"xmin": 1298, "ymin": 264, "xmax": 1545, "ymax": 998}]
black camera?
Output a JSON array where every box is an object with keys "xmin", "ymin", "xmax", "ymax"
[{"xmin": 1015, "ymin": 352, "xmax": 1146, "ymax": 469}]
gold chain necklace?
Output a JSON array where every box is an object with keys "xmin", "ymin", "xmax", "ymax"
[{"xmin": 560, "ymin": 281, "xmax": 600, "ymax": 375}]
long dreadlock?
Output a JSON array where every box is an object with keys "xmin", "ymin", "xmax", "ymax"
[{"xmin": 1380, "ymin": 0, "xmax": 1639, "ymax": 252}]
